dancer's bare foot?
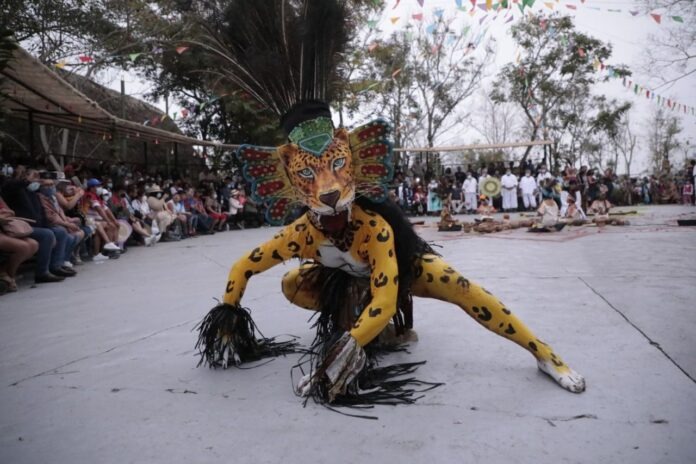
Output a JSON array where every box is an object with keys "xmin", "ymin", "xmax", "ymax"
[{"xmin": 537, "ymin": 359, "xmax": 586, "ymax": 393}]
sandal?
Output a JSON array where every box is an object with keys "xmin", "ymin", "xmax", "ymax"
[{"xmin": 0, "ymin": 274, "xmax": 17, "ymax": 292}]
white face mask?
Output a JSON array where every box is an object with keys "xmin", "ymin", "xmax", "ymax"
[{"xmin": 96, "ymin": 187, "xmax": 104, "ymax": 195}]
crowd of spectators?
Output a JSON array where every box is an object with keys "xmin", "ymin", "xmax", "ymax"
[
  {"xmin": 0, "ymin": 161, "xmax": 266, "ymax": 295},
  {"xmin": 2, "ymin": 157, "xmax": 694, "ymax": 295},
  {"xmin": 388, "ymin": 158, "xmax": 696, "ymax": 217}
]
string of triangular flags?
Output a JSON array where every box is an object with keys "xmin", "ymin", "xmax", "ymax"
[
  {"xmin": 375, "ymin": 0, "xmax": 685, "ymax": 26},
  {"xmin": 516, "ymin": 32, "xmax": 695, "ymax": 118}
]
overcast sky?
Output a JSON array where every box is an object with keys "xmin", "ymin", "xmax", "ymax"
[{"xmin": 97, "ymin": 0, "xmax": 695, "ymax": 174}]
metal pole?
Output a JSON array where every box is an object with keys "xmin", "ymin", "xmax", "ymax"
[
  {"xmin": 28, "ymin": 110, "xmax": 34, "ymax": 158},
  {"xmin": 121, "ymin": 78, "xmax": 126, "ymax": 160}
]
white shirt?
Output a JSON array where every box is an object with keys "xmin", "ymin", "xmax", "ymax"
[
  {"xmin": 519, "ymin": 175, "xmax": 538, "ymax": 194},
  {"xmin": 463, "ymin": 178, "xmax": 478, "ymax": 193},
  {"xmin": 537, "ymin": 171, "xmax": 552, "ymax": 187},
  {"xmin": 501, "ymin": 173, "xmax": 518, "ymax": 189}
]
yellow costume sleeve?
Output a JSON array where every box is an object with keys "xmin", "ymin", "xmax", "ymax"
[
  {"xmin": 349, "ymin": 214, "xmax": 399, "ymax": 346},
  {"xmin": 223, "ymin": 215, "xmax": 313, "ymax": 305}
]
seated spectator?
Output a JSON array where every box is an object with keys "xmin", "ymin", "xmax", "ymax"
[
  {"xmin": 38, "ymin": 178, "xmax": 84, "ymax": 269},
  {"xmin": 188, "ymin": 190, "xmax": 214, "ymax": 234},
  {"xmin": 177, "ymin": 190, "xmax": 198, "ymax": 236},
  {"xmin": 146, "ymin": 184, "xmax": 175, "ymax": 237},
  {"xmin": 228, "ymin": 189, "xmax": 244, "ymax": 229},
  {"xmin": 55, "ymin": 179, "xmax": 93, "ymax": 263},
  {"xmin": 0, "ymin": 196, "xmax": 39, "ymax": 292},
  {"xmin": 2, "ymin": 168, "xmax": 75, "ymax": 282},
  {"xmin": 82, "ymin": 178, "xmax": 121, "ymax": 260},
  {"xmin": 111, "ymin": 185, "xmax": 154, "ymax": 246},
  {"xmin": 204, "ymin": 188, "xmax": 228, "ymax": 231},
  {"xmin": 165, "ymin": 192, "xmax": 189, "ymax": 239}
]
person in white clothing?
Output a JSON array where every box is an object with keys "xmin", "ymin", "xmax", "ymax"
[
  {"xmin": 519, "ymin": 170, "xmax": 538, "ymax": 210},
  {"xmin": 500, "ymin": 168, "xmax": 519, "ymax": 211},
  {"xmin": 462, "ymin": 173, "xmax": 478, "ymax": 213}
]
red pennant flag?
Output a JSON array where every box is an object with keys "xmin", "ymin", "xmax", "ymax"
[
  {"xmin": 412, "ymin": 13, "xmax": 423, "ymax": 20},
  {"xmin": 650, "ymin": 13, "xmax": 661, "ymax": 24},
  {"xmin": 79, "ymin": 55, "xmax": 93, "ymax": 63}
]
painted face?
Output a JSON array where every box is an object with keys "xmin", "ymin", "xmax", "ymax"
[{"xmin": 278, "ymin": 128, "xmax": 354, "ymax": 216}]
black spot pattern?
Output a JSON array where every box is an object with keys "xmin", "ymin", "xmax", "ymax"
[
  {"xmin": 244, "ymin": 270, "xmax": 253, "ymax": 280},
  {"xmin": 443, "ymin": 267, "xmax": 455, "ymax": 274},
  {"xmin": 226, "ymin": 281, "xmax": 234, "ymax": 293},
  {"xmin": 368, "ymin": 307, "xmax": 382, "ymax": 317},
  {"xmin": 456, "ymin": 276, "xmax": 469, "ymax": 288},
  {"xmin": 528, "ymin": 341, "xmax": 538, "ymax": 352},
  {"xmin": 502, "ymin": 307, "xmax": 511, "ymax": 315},
  {"xmin": 482, "ymin": 288, "xmax": 493, "ymax": 295},
  {"xmin": 472, "ymin": 306, "xmax": 492, "ymax": 321},
  {"xmin": 504, "ymin": 324, "xmax": 516, "ymax": 335},
  {"xmin": 426, "ymin": 273, "xmax": 434, "ymax": 283},
  {"xmin": 393, "ymin": 275, "xmax": 399, "ymax": 285},
  {"xmin": 287, "ymin": 241, "xmax": 300, "ymax": 252},
  {"xmin": 388, "ymin": 249, "xmax": 394, "ymax": 257},
  {"xmin": 248, "ymin": 247, "xmax": 263, "ymax": 263},
  {"xmin": 376, "ymin": 229, "xmax": 391, "ymax": 242},
  {"xmin": 439, "ymin": 275, "xmax": 450, "ymax": 283},
  {"xmin": 295, "ymin": 223, "xmax": 307, "ymax": 232},
  {"xmin": 272, "ymin": 250, "xmax": 283, "ymax": 261},
  {"xmin": 353, "ymin": 318, "xmax": 363, "ymax": 329},
  {"xmin": 373, "ymin": 273, "xmax": 388, "ymax": 288},
  {"xmin": 422, "ymin": 256, "xmax": 436, "ymax": 263},
  {"xmin": 305, "ymin": 234, "xmax": 314, "ymax": 245},
  {"xmin": 369, "ymin": 219, "xmax": 377, "ymax": 227}
]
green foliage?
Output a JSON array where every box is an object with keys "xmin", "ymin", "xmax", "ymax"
[{"xmin": 491, "ymin": 13, "xmax": 631, "ymax": 168}]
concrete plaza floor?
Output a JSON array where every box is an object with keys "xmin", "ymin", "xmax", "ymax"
[{"xmin": 1, "ymin": 205, "xmax": 695, "ymax": 464}]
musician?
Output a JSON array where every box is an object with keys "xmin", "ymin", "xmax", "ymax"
[
  {"xmin": 519, "ymin": 169, "xmax": 538, "ymax": 211},
  {"xmin": 501, "ymin": 168, "xmax": 519, "ymax": 212},
  {"xmin": 462, "ymin": 172, "xmax": 478, "ymax": 214}
]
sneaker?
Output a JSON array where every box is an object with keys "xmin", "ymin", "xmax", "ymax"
[
  {"xmin": 103, "ymin": 242, "xmax": 120, "ymax": 251},
  {"xmin": 63, "ymin": 261, "xmax": 74, "ymax": 269},
  {"xmin": 72, "ymin": 256, "xmax": 83, "ymax": 266},
  {"xmin": 35, "ymin": 273, "xmax": 65, "ymax": 283},
  {"xmin": 153, "ymin": 233, "xmax": 162, "ymax": 244},
  {"xmin": 93, "ymin": 253, "xmax": 110, "ymax": 262},
  {"xmin": 144, "ymin": 236, "xmax": 154, "ymax": 247}
]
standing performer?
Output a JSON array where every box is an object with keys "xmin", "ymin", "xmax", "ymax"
[
  {"xmin": 519, "ymin": 169, "xmax": 538, "ymax": 211},
  {"xmin": 462, "ymin": 172, "xmax": 478, "ymax": 214},
  {"xmin": 500, "ymin": 168, "xmax": 519, "ymax": 212},
  {"xmin": 195, "ymin": 0, "xmax": 585, "ymax": 406}
]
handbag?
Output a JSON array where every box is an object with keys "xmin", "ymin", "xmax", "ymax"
[{"xmin": 0, "ymin": 217, "xmax": 33, "ymax": 238}]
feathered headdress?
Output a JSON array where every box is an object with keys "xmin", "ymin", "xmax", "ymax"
[{"xmin": 197, "ymin": 0, "xmax": 394, "ymax": 225}]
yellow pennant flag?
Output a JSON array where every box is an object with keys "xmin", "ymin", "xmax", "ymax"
[
  {"xmin": 486, "ymin": 0, "xmax": 492, "ymax": 9},
  {"xmin": 55, "ymin": 61, "xmax": 66, "ymax": 69},
  {"xmin": 544, "ymin": 2, "xmax": 554, "ymax": 9},
  {"xmin": 390, "ymin": 16, "xmax": 399, "ymax": 24}
]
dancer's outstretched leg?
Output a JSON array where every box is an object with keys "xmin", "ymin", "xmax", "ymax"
[{"xmin": 410, "ymin": 253, "xmax": 585, "ymax": 393}]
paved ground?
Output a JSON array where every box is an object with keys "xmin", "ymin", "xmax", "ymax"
[{"xmin": 1, "ymin": 205, "xmax": 695, "ymax": 464}]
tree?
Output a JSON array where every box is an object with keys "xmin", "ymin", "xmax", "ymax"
[
  {"xmin": 640, "ymin": 0, "xmax": 696, "ymax": 88},
  {"xmin": 473, "ymin": 93, "xmax": 521, "ymax": 159},
  {"xmin": 491, "ymin": 14, "xmax": 630, "ymax": 169},
  {"xmin": 646, "ymin": 108, "xmax": 682, "ymax": 175}
]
